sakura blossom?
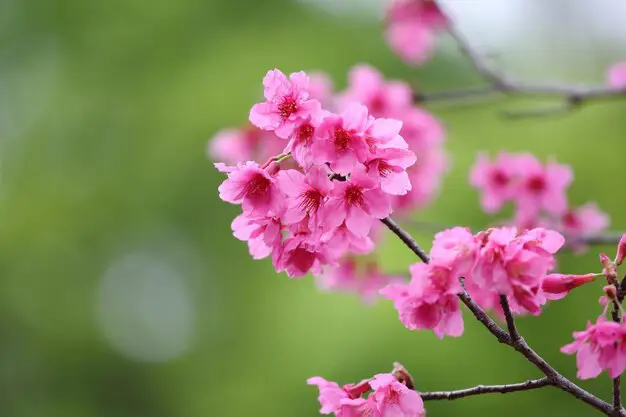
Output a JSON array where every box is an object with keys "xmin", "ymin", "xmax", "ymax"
[
  {"xmin": 385, "ymin": 0, "xmax": 448, "ymax": 65},
  {"xmin": 607, "ymin": 61, "xmax": 626, "ymax": 89},
  {"xmin": 562, "ymin": 318, "xmax": 626, "ymax": 379},
  {"xmin": 249, "ymin": 69, "xmax": 322, "ymax": 139}
]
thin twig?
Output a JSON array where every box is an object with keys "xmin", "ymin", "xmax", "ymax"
[
  {"xmin": 381, "ymin": 217, "xmax": 430, "ymax": 263},
  {"xmin": 414, "ymin": 1, "xmax": 626, "ymax": 116},
  {"xmin": 499, "ymin": 295, "xmax": 521, "ymax": 342},
  {"xmin": 380, "ymin": 216, "xmax": 625, "ymax": 416},
  {"xmin": 420, "ymin": 377, "xmax": 553, "ymax": 401}
]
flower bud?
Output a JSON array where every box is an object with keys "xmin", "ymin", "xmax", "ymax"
[
  {"xmin": 600, "ymin": 253, "xmax": 618, "ymax": 285},
  {"xmin": 265, "ymin": 161, "xmax": 281, "ymax": 176},
  {"xmin": 604, "ymin": 285, "xmax": 618, "ymax": 301},
  {"xmin": 541, "ymin": 273, "xmax": 596, "ymax": 300},
  {"xmin": 616, "ymin": 234, "xmax": 626, "ymax": 266}
]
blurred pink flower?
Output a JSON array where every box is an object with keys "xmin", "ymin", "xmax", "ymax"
[
  {"xmin": 562, "ymin": 318, "xmax": 626, "ymax": 379},
  {"xmin": 607, "ymin": 61, "xmax": 626, "ymax": 89}
]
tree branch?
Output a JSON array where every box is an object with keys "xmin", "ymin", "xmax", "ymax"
[
  {"xmin": 499, "ymin": 295, "xmax": 520, "ymax": 342},
  {"xmin": 416, "ymin": 1, "xmax": 626, "ymax": 116},
  {"xmin": 380, "ymin": 217, "xmax": 430, "ymax": 263},
  {"xmin": 380, "ymin": 216, "xmax": 625, "ymax": 416},
  {"xmin": 420, "ymin": 377, "xmax": 553, "ymax": 401}
]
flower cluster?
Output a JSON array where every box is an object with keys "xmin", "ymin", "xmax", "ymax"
[
  {"xmin": 215, "ymin": 69, "xmax": 425, "ymax": 279},
  {"xmin": 470, "ymin": 152, "xmax": 609, "ymax": 249},
  {"xmin": 381, "ymin": 226, "xmax": 567, "ymax": 338},
  {"xmin": 558, "ymin": 235, "xmax": 626, "ymax": 379},
  {"xmin": 308, "ymin": 373, "xmax": 424, "ymax": 417},
  {"xmin": 213, "ymin": 67, "xmax": 447, "ymax": 297},
  {"xmin": 385, "ymin": 0, "xmax": 448, "ymax": 65}
]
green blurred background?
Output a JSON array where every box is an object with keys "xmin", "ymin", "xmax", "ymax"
[{"xmin": 1, "ymin": 0, "xmax": 625, "ymax": 416}]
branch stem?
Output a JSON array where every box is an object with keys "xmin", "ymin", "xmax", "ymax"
[{"xmin": 420, "ymin": 378, "xmax": 553, "ymax": 401}]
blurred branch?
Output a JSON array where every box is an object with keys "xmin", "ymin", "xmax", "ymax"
[
  {"xmin": 415, "ymin": 1, "xmax": 626, "ymax": 117},
  {"xmin": 381, "ymin": 216, "xmax": 625, "ymax": 416},
  {"xmin": 420, "ymin": 377, "xmax": 552, "ymax": 400}
]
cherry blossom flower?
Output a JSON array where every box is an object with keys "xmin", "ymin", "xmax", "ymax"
[
  {"xmin": 561, "ymin": 317, "xmax": 626, "ymax": 379},
  {"xmin": 385, "ymin": 0, "xmax": 448, "ymax": 65},
  {"xmin": 274, "ymin": 233, "xmax": 329, "ymax": 278},
  {"xmin": 366, "ymin": 147, "xmax": 417, "ymax": 195},
  {"xmin": 514, "ymin": 154, "xmax": 572, "ymax": 217},
  {"xmin": 473, "ymin": 227, "xmax": 564, "ymax": 315},
  {"xmin": 607, "ymin": 61, "xmax": 626, "ymax": 89},
  {"xmin": 340, "ymin": 64, "xmax": 413, "ymax": 118},
  {"xmin": 312, "ymin": 103, "xmax": 370, "ymax": 173},
  {"xmin": 558, "ymin": 202, "xmax": 609, "ymax": 244},
  {"xmin": 208, "ymin": 125, "xmax": 285, "ymax": 164},
  {"xmin": 215, "ymin": 161, "xmax": 284, "ymax": 216},
  {"xmin": 308, "ymin": 71, "xmax": 335, "ymax": 107},
  {"xmin": 430, "ymin": 227, "xmax": 478, "ymax": 279},
  {"xmin": 381, "ymin": 263, "xmax": 463, "ymax": 338},
  {"xmin": 367, "ymin": 373, "xmax": 425, "ymax": 417},
  {"xmin": 307, "ymin": 377, "xmax": 349, "ymax": 414},
  {"xmin": 278, "ymin": 166, "xmax": 334, "ymax": 230},
  {"xmin": 322, "ymin": 221, "xmax": 376, "ymax": 258},
  {"xmin": 322, "ymin": 165, "xmax": 392, "ymax": 237},
  {"xmin": 249, "ymin": 69, "xmax": 322, "ymax": 139},
  {"xmin": 470, "ymin": 153, "xmax": 518, "ymax": 213},
  {"xmin": 231, "ymin": 212, "xmax": 283, "ymax": 260}
]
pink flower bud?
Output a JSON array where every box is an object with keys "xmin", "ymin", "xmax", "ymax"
[
  {"xmin": 600, "ymin": 253, "xmax": 619, "ymax": 285},
  {"xmin": 542, "ymin": 273, "xmax": 596, "ymax": 300},
  {"xmin": 265, "ymin": 161, "xmax": 281, "ymax": 176},
  {"xmin": 343, "ymin": 379, "xmax": 372, "ymax": 399},
  {"xmin": 616, "ymin": 234, "xmax": 626, "ymax": 266},
  {"xmin": 604, "ymin": 285, "xmax": 618, "ymax": 301}
]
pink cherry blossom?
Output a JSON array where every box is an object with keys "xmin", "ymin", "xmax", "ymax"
[
  {"xmin": 399, "ymin": 107, "xmax": 445, "ymax": 149},
  {"xmin": 368, "ymin": 373, "xmax": 425, "ymax": 417},
  {"xmin": 322, "ymin": 166, "xmax": 392, "ymax": 237},
  {"xmin": 381, "ymin": 263, "xmax": 463, "ymax": 338},
  {"xmin": 430, "ymin": 227, "xmax": 478, "ymax": 279},
  {"xmin": 366, "ymin": 147, "xmax": 417, "ymax": 195},
  {"xmin": 473, "ymin": 227, "xmax": 563, "ymax": 315},
  {"xmin": 307, "ymin": 377, "xmax": 349, "ymax": 414},
  {"xmin": 322, "ymin": 221, "xmax": 376, "ymax": 258},
  {"xmin": 283, "ymin": 111, "xmax": 326, "ymax": 167},
  {"xmin": 312, "ymin": 104, "xmax": 370, "ymax": 173},
  {"xmin": 340, "ymin": 64, "xmax": 413, "ymax": 118},
  {"xmin": 541, "ymin": 273, "xmax": 597, "ymax": 300},
  {"xmin": 561, "ymin": 317, "xmax": 626, "ymax": 379},
  {"xmin": 208, "ymin": 125, "xmax": 285, "ymax": 164},
  {"xmin": 215, "ymin": 161, "xmax": 284, "ymax": 216},
  {"xmin": 514, "ymin": 154, "xmax": 572, "ymax": 217},
  {"xmin": 319, "ymin": 260, "xmax": 406, "ymax": 304},
  {"xmin": 278, "ymin": 166, "xmax": 333, "ymax": 230},
  {"xmin": 607, "ymin": 61, "xmax": 626, "ymax": 89},
  {"xmin": 249, "ymin": 69, "xmax": 322, "ymax": 139},
  {"xmin": 231, "ymin": 212, "xmax": 283, "ymax": 260},
  {"xmin": 308, "ymin": 71, "xmax": 335, "ymax": 107},
  {"xmin": 559, "ymin": 202, "xmax": 610, "ymax": 243},
  {"xmin": 385, "ymin": 0, "xmax": 447, "ymax": 65},
  {"xmin": 469, "ymin": 153, "xmax": 518, "ymax": 213},
  {"xmin": 274, "ymin": 233, "xmax": 329, "ymax": 278}
]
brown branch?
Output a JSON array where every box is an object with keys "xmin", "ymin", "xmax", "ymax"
[
  {"xmin": 499, "ymin": 295, "xmax": 520, "ymax": 342},
  {"xmin": 380, "ymin": 216, "xmax": 625, "ymax": 416},
  {"xmin": 420, "ymin": 377, "xmax": 553, "ymax": 401},
  {"xmin": 380, "ymin": 217, "xmax": 430, "ymax": 263},
  {"xmin": 415, "ymin": 1, "xmax": 626, "ymax": 116}
]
